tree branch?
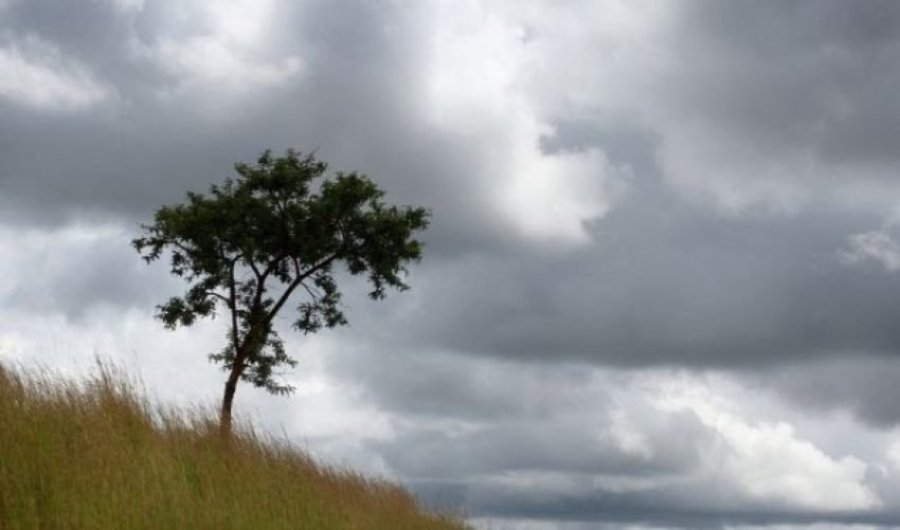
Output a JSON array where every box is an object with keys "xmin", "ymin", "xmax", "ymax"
[
  {"xmin": 264, "ymin": 253, "xmax": 339, "ymax": 327},
  {"xmin": 204, "ymin": 290, "xmax": 230, "ymax": 304},
  {"xmin": 247, "ymin": 258, "xmax": 263, "ymax": 282},
  {"xmin": 169, "ymin": 239, "xmax": 193, "ymax": 256},
  {"xmin": 298, "ymin": 280, "xmax": 321, "ymax": 302}
]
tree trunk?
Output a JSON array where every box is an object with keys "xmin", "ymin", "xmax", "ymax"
[
  {"xmin": 219, "ymin": 361, "xmax": 243, "ymax": 437},
  {"xmin": 219, "ymin": 322, "xmax": 261, "ymax": 437}
]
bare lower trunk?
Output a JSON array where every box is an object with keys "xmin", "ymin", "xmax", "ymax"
[
  {"xmin": 219, "ymin": 362, "xmax": 242, "ymax": 437},
  {"xmin": 220, "ymin": 324, "xmax": 259, "ymax": 437}
]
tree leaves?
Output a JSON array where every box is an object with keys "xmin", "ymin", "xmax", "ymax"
[{"xmin": 133, "ymin": 149, "xmax": 429, "ymax": 400}]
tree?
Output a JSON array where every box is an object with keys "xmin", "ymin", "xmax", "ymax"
[{"xmin": 133, "ymin": 149, "xmax": 429, "ymax": 435}]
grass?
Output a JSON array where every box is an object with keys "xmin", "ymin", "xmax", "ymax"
[{"xmin": 0, "ymin": 362, "xmax": 469, "ymax": 530}]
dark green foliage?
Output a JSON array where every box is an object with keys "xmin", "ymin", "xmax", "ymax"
[{"xmin": 134, "ymin": 150, "xmax": 429, "ymax": 423}]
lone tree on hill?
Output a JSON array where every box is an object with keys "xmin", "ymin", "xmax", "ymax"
[{"xmin": 134, "ymin": 150, "xmax": 429, "ymax": 434}]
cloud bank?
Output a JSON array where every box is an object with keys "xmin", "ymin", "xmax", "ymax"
[{"xmin": 4, "ymin": 1, "xmax": 900, "ymax": 528}]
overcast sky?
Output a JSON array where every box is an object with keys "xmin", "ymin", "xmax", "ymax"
[{"xmin": 4, "ymin": 1, "xmax": 900, "ymax": 528}]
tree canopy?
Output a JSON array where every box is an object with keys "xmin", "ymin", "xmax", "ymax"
[{"xmin": 133, "ymin": 149, "xmax": 429, "ymax": 433}]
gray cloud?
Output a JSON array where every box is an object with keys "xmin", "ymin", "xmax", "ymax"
[
  {"xmin": 0, "ymin": 0, "xmax": 532, "ymax": 253},
  {"xmin": 762, "ymin": 357, "xmax": 900, "ymax": 429},
  {"xmin": 0, "ymin": 224, "xmax": 169, "ymax": 320},
  {"xmin": 339, "ymin": 175, "xmax": 900, "ymax": 371},
  {"xmin": 656, "ymin": 1, "xmax": 900, "ymax": 209},
  {"xmin": 4, "ymin": 2, "xmax": 900, "ymax": 529}
]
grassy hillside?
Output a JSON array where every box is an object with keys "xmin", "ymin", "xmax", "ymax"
[{"xmin": 0, "ymin": 363, "xmax": 469, "ymax": 530}]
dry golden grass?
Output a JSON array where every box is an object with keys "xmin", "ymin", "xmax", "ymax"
[{"xmin": 0, "ymin": 362, "xmax": 469, "ymax": 530}]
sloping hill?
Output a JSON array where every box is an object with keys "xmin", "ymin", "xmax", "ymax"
[{"xmin": 0, "ymin": 363, "xmax": 469, "ymax": 530}]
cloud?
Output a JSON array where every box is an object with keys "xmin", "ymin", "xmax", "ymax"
[
  {"xmin": 321, "ymin": 339, "xmax": 896, "ymax": 527},
  {"xmin": 841, "ymin": 224, "xmax": 900, "ymax": 272},
  {"xmin": 424, "ymin": 1, "xmax": 628, "ymax": 246},
  {"xmin": 0, "ymin": 33, "xmax": 110, "ymax": 110},
  {"xmin": 334, "ymin": 181, "xmax": 900, "ymax": 374},
  {"xmin": 133, "ymin": 0, "xmax": 305, "ymax": 114},
  {"xmin": 492, "ymin": 0, "xmax": 900, "ymax": 216},
  {"xmin": 650, "ymin": 1, "xmax": 900, "ymax": 215},
  {"xmin": 0, "ymin": 0, "xmax": 631, "ymax": 250},
  {"xmin": 4, "ymin": 2, "xmax": 900, "ymax": 528},
  {"xmin": 760, "ymin": 357, "xmax": 900, "ymax": 429},
  {"xmin": 652, "ymin": 375, "xmax": 878, "ymax": 512},
  {"xmin": 0, "ymin": 223, "xmax": 164, "ymax": 320}
]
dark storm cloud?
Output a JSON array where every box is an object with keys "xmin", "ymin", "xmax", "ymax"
[
  {"xmin": 374, "ymin": 406, "xmax": 707, "ymax": 479},
  {"xmin": 407, "ymin": 435, "xmax": 897, "ymax": 529},
  {"xmin": 3, "ymin": 0, "xmax": 168, "ymax": 91},
  {"xmin": 0, "ymin": 0, "xmax": 513, "ymax": 252},
  {"xmin": 320, "ymin": 334, "xmax": 890, "ymax": 527},
  {"xmin": 319, "ymin": 0, "xmax": 900, "ymax": 378},
  {"xmin": 642, "ymin": 0, "xmax": 900, "ymax": 209},
  {"xmin": 764, "ymin": 357, "xmax": 900, "ymax": 429},
  {"xmin": 339, "ymin": 171, "xmax": 900, "ymax": 371},
  {"xmin": 6, "ymin": 2, "xmax": 900, "ymax": 529},
  {"xmin": 468, "ymin": 486, "xmax": 900, "ymax": 529},
  {"xmin": 312, "ymin": 0, "xmax": 900, "ymax": 374},
  {"xmin": 328, "ymin": 349, "xmax": 708, "ymax": 477}
]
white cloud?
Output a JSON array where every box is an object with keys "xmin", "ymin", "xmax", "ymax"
[
  {"xmin": 0, "ymin": 332, "xmax": 19, "ymax": 361},
  {"xmin": 0, "ymin": 34, "xmax": 109, "ymax": 111},
  {"xmin": 471, "ymin": 1, "xmax": 900, "ymax": 218},
  {"xmin": 841, "ymin": 227, "xmax": 900, "ymax": 272},
  {"xmin": 5, "ymin": 2, "xmax": 900, "ymax": 527},
  {"xmin": 153, "ymin": 36, "xmax": 302, "ymax": 87},
  {"xmin": 0, "ymin": 222, "xmax": 136, "ymax": 313},
  {"xmin": 132, "ymin": 0, "xmax": 303, "ymax": 113},
  {"xmin": 886, "ymin": 440, "xmax": 900, "ymax": 472},
  {"xmin": 0, "ymin": 219, "xmax": 395, "ymax": 475},
  {"xmin": 425, "ymin": 0, "xmax": 627, "ymax": 246},
  {"xmin": 104, "ymin": 0, "xmax": 144, "ymax": 12},
  {"xmin": 605, "ymin": 407, "xmax": 652, "ymax": 459},
  {"xmin": 653, "ymin": 374, "xmax": 879, "ymax": 511},
  {"xmin": 0, "ymin": 273, "xmax": 393, "ymax": 474}
]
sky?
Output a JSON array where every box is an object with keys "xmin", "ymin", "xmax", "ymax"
[{"xmin": 3, "ymin": 1, "xmax": 900, "ymax": 528}]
